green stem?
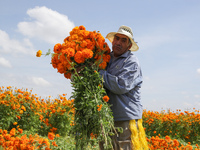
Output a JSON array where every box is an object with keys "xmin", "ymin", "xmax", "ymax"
[{"xmin": 94, "ymin": 94, "xmax": 111, "ymax": 149}]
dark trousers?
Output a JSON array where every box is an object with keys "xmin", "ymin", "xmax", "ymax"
[{"xmin": 99, "ymin": 120, "xmax": 137, "ymax": 150}]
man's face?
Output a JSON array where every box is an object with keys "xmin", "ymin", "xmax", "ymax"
[{"xmin": 112, "ymin": 33, "xmax": 132, "ymax": 57}]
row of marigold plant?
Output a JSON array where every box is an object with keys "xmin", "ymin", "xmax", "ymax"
[
  {"xmin": 143, "ymin": 108, "xmax": 200, "ymax": 145},
  {"xmin": 0, "ymin": 86, "xmax": 200, "ymax": 149}
]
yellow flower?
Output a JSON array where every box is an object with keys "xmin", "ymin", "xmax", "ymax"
[
  {"xmin": 19, "ymin": 110, "xmax": 23, "ymax": 114},
  {"xmin": 36, "ymin": 50, "xmax": 42, "ymax": 57},
  {"xmin": 21, "ymin": 105, "xmax": 26, "ymax": 111}
]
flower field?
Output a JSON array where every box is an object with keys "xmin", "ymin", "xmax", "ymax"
[{"xmin": 0, "ymin": 86, "xmax": 200, "ymax": 150}]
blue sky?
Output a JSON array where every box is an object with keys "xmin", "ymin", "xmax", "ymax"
[{"xmin": 0, "ymin": 0, "xmax": 200, "ymax": 111}]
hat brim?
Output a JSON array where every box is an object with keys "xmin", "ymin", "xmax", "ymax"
[{"xmin": 106, "ymin": 32, "xmax": 139, "ymax": 51}]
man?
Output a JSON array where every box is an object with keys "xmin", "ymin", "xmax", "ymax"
[{"xmin": 99, "ymin": 25, "xmax": 143, "ymax": 150}]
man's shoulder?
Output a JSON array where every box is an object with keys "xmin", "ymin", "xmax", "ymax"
[{"xmin": 126, "ymin": 52, "xmax": 139, "ymax": 62}]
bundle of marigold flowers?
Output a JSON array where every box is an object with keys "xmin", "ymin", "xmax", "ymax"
[
  {"xmin": 51, "ymin": 25, "xmax": 111, "ymax": 79},
  {"xmin": 38, "ymin": 25, "xmax": 116, "ymax": 149}
]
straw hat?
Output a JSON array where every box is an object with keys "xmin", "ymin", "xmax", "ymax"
[{"xmin": 106, "ymin": 25, "xmax": 139, "ymax": 51}]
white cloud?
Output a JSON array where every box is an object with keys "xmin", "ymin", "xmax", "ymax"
[
  {"xmin": 197, "ymin": 68, "xmax": 200, "ymax": 75},
  {"xmin": 0, "ymin": 57, "xmax": 12, "ymax": 68},
  {"xmin": 17, "ymin": 6, "xmax": 75, "ymax": 44},
  {"xmin": 0, "ymin": 30, "xmax": 34, "ymax": 55},
  {"xmin": 29, "ymin": 77, "xmax": 51, "ymax": 87},
  {"xmin": 194, "ymin": 94, "xmax": 200, "ymax": 99}
]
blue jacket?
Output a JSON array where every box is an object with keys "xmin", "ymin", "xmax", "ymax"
[{"xmin": 99, "ymin": 50, "xmax": 143, "ymax": 121}]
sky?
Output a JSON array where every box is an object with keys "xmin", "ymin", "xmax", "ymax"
[{"xmin": 0, "ymin": 0, "xmax": 200, "ymax": 112}]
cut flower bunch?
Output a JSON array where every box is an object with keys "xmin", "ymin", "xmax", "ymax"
[
  {"xmin": 37, "ymin": 25, "xmax": 117, "ymax": 149},
  {"xmin": 51, "ymin": 25, "xmax": 111, "ymax": 79}
]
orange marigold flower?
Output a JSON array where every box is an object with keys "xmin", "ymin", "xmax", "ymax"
[
  {"xmin": 21, "ymin": 105, "xmax": 26, "ymax": 111},
  {"xmin": 56, "ymin": 134, "xmax": 60, "ymax": 137},
  {"xmin": 78, "ymin": 35, "xmax": 83, "ymax": 41},
  {"xmin": 12, "ymin": 104, "xmax": 16, "ymax": 110},
  {"xmin": 79, "ymin": 25, "xmax": 86, "ymax": 30},
  {"xmin": 80, "ymin": 40, "xmax": 88, "ymax": 48},
  {"xmin": 57, "ymin": 63, "xmax": 66, "ymax": 74},
  {"xmin": 10, "ymin": 128, "xmax": 16, "ymax": 136},
  {"xmin": 53, "ymin": 43, "xmax": 62, "ymax": 53},
  {"xmin": 67, "ymin": 48, "xmax": 75, "ymax": 57},
  {"xmin": 173, "ymin": 139, "xmax": 179, "ymax": 147},
  {"xmin": 90, "ymin": 132, "xmax": 97, "ymax": 139},
  {"xmin": 42, "ymin": 138, "xmax": 50, "ymax": 147},
  {"xmin": 50, "ymin": 127, "xmax": 57, "ymax": 133},
  {"xmin": 18, "ymin": 128, "xmax": 23, "ymax": 134},
  {"xmin": 85, "ymin": 39, "xmax": 94, "ymax": 49},
  {"xmin": 90, "ymin": 31, "xmax": 96, "ymax": 39},
  {"xmin": 51, "ymin": 109, "xmax": 56, "ymax": 113},
  {"xmin": 3, "ymin": 130, "xmax": 7, "ymax": 134},
  {"xmin": 51, "ymin": 54, "xmax": 60, "ymax": 69},
  {"xmin": 17, "ymin": 94, "xmax": 23, "ymax": 98},
  {"xmin": 20, "ymin": 144, "xmax": 27, "ymax": 150},
  {"xmin": 64, "ymin": 72, "xmax": 71, "ymax": 79},
  {"xmin": 99, "ymin": 61, "xmax": 107, "ymax": 69},
  {"xmin": 71, "ymin": 34, "xmax": 78, "ymax": 40},
  {"xmin": 48, "ymin": 132, "xmax": 55, "ymax": 140},
  {"xmin": 19, "ymin": 110, "xmax": 23, "ymax": 114},
  {"xmin": 13, "ymin": 122, "xmax": 17, "ymax": 125},
  {"xmin": 63, "ymin": 47, "xmax": 75, "ymax": 58},
  {"xmin": 165, "ymin": 135, "xmax": 171, "ymax": 142},
  {"xmin": 97, "ymin": 104, "xmax": 102, "ymax": 111},
  {"xmin": 70, "ymin": 26, "xmax": 79, "ymax": 35},
  {"xmin": 36, "ymin": 50, "xmax": 42, "ymax": 57},
  {"xmin": 74, "ymin": 51, "xmax": 85, "ymax": 64},
  {"xmin": 103, "ymin": 95, "xmax": 109, "ymax": 102},
  {"xmin": 4, "ymin": 134, "xmax": 11, "ymax": 140},
  {"xmin": 59, "ymin": 54, "xmax": 67, "ymax": 64},
  {"xmin": 52, "ymin": 141, "xmax": 58, "ymax": 147},
  {"xmin": 103, "ymin": 54, "xmax": 111, "ymax": 63},
  {"xmin": 69, "ymin": 41, "xmax": 76, "ymax": 48},
  {"xmin": 82, "ymin": 48, "xmax": 93, "ymax": 59}
]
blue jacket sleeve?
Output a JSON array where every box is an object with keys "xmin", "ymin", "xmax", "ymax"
[{"xmin": 99, "ymin": 60, "xmax": 142, "ymax": 95}]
